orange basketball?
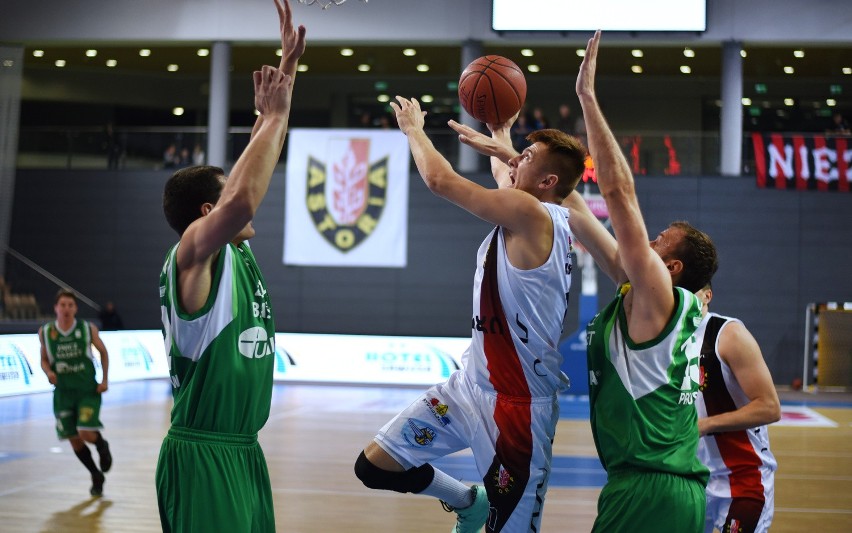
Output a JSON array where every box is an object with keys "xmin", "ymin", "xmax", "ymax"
[{"xmin": 458, "ymin": 55, "xmax": 527, "ymax": 124}]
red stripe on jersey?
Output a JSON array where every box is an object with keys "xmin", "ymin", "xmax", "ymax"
[
  {"xmin": 700, "ymin": 316, "xmax": 766, "ymax": 502},
  {"xmin": 479, "ymin": 230, "xmax": 533, "ymax": 528}
]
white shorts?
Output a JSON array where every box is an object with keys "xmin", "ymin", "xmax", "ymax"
[
  {"xmin": 374, "ymin": 370, "xmax": 559, "ymax": 533},
  {"xmin": 705, "ymin": 471, "xmax": 774, "ymax": 533}
]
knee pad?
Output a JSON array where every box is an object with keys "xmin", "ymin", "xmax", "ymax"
[{"xmin": 354, "ymin": 451, "xmax": 434, "ymax": 494}]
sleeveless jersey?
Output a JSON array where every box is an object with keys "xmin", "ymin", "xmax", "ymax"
[
  {"xmin": 696, "ymin": 312, "xmax": 776, "ymax": 498},
  {"xmin": 586, "ymin": 284, "xmax": 708, "ymax": 482},
  {"xmin": 462, "ymin": 202, "xmax": 572, "ymax": 398},
  {"xmin": 159, "ymin": 241, "xmax": 275, "ymax": 435},
  {"xmin": 42, "ymin": 319, "xmax": 97, "ymax": 392}
]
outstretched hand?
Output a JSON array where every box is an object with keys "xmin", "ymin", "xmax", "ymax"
[
  {"xmin": 576, "ymin": 30, "xmax": 600, "ymax": 100},
  {"xmin": 253, "ymin": 65, "xmax": 293, "ymax": 117},
  {"xmin": 448, "ymin": 119, "xmax": 514, "ymax": 160},
  {"xmin": 276, "ymin": 0, "xmax": 307, "ymax": 74},
  {"xmin": 389, "ymin": 96, "xmax": 426, "ymax": 135}
]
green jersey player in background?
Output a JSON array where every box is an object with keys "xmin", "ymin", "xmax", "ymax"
[
  {"xmin": 573, "ymin": 31, "xmax": 719, "ymax": 532},
  {"xmin": 39, "ymin": 288, "xmax": 112, "ymax": 496},
  {"xmin": 155, "ymin": 1, "xmax": 305, "ymax": 531}
]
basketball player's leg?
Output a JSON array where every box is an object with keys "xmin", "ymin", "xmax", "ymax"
[
  {"xmin": 77, "ymin": 392, "xmax": 112, "ymax": 473},
  {"xmin": 355, "ymin": 372, "xmax": 486, "ymax": 513},
  {"xmin": 54, "ymin": 389, "xmax": 105, "ymax": 495}
]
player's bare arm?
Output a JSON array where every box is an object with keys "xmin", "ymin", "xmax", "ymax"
[
  {"xmin": 38, "ymin": 326, "xmax": 57, "ymax": 385},
  {"xmin": 90, "ymin": 324, "xmax": 109, "ymax": 393},
  {"xmin": 448, "ymin": 114, "xmax": 518, "ymax": 188},
  {"xmin": 562, "ymin": 191, "xmax": 623, "ymax": 283},
  {"xmin": 698, "ymin": 322, "xmax": 781, "ymax": 435},
  {"xmin": 393, "ymin": 96, "xmax": 554, "ymax": 269},
  {"xmin": 577, "ymin": 31, "xmax": 673, "ymax": 341}
]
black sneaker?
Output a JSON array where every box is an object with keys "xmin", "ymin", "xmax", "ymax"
[
  {"xmin": 97, "ymin": 440, "xmax": 112, "ymax": 473},
  {"xmin": 90, "ymin": 471, "xmax": 105, "ymax": 497}
]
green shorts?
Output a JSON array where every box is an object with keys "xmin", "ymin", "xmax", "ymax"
[
  {"xmin": 156, "ymin": 426, "xmax": 275, "ymax": 533},
  {"xmin": 592, "ymin": 470, "xmax": 706, "ymax": 533},
  {"xmin": 53, "ymin": 387, "xmax": 103, "ymax": 439}
]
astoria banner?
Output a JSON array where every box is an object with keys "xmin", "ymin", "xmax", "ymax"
[
  {"xmin": 283, "ymin": 129, "xmax": 410, "ymax": 267},
  {"xmin": 751, "ymin": 133, "xmax": 851, "ymax": 191}
]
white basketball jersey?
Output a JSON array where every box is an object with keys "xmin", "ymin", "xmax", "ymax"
[
  {"xmin": 462, "ymin": 202, "xmax": 572, "ymax": 398},
  {"xmin": 695, "ymin": 312, "xmax": 776, "ymax": 499}
]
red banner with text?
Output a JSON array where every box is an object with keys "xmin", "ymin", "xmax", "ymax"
[{"xmin": 751, "ymin": 133, "xmax": 851, "ymax": 192}]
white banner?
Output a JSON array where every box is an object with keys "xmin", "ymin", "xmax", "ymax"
[{"xmin": 283, "ymin": 129, "xmax": 410, "ymax": 267}]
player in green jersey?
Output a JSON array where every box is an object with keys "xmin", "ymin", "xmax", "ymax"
[
  {"xmin": 155, "ymin": 1, "xmax": 305, "ymax": 532},
  {"xmin": 571, "ymin": 32, "xmax": 719, "ymax": 532},
  {"xmin": 39, "ymin": 288, "xmax": 112, "ymax": 496}
]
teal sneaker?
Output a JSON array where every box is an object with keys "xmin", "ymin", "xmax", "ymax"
[{"xmin": 448, "ymin": 485, "xmax": 489, "ymax": 533}]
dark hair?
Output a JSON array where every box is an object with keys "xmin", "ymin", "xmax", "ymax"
[
  {"xmin": 162, "ymin": 165, "xmax": 225, "ymax": 235},
  {"xmin": 669, "ymin": 221, "xmax": 718, "ymax": 293},
  {"xmin": 526, "ymin": 129, "xmax": 587, "ymax": 200},
  {"xmin": 54, "ymin": 288, "xmax": 77, "ymax": 305}
]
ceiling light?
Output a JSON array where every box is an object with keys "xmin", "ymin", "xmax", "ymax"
[
  {"xmin": 843, "ymin": 67, "xmax": 852, "ymax": 75},
  {"xmin": 421, "ymin": 95, "xmax": 434, "ymax": 103},
  {"xmin": 680, "ymin": 65, "xmax": 691, "ymax": 74},
  {"xmin": 276, "ymin": 49, "xmax": 283, "ymax": 57},
  {"xmin": 631, "ymin": 65, "xmax": 643, "ymax": 74},
  {"xmin": 377, "ymin": 94, "xmax": 390, "ymax": 103},
  {"xmin": 2, "ymin": 60, "xmax": 14, "ymax": 68},
  {"xmin": 139, "ymin": 49, "xmax": 151, "ymax": 57},
  {"xmin": 826, "ymin": 99, "xmax": 837, "ymax": 107},
  {"xmin": 416, "ymin": 64, "xmax": 429, "ymax": 72},
  {"xmin": 527, "ymin": 64, "xmax": 540, "ymax": 73},
  {"xmin": 783, "ymin": 66, "xmax": 794, "ymax": 74},
  {"xmin": 340, "ymin": 48, "xmax": 354, "ymax": 57},
  {"xmin": 575, "ymin": 49, "xmax": 585, "ymax": 57},
  {"xmin": 742, "ymin": 98, "xmax": 752, "ymax": 106},
  {"xmin": 197, "ymin": 48, "xmax": 210, "ymax": 57},
  {"xmin": 54, "ymin": 59, "xmax": 66, "ymax": 67},
  {"xmin": 297, "ymin": 64, "xmax": 308, "ymax": 72},
  {"xmin": 357, "ymin": 64, "xmax": 371, "ymax": 72},
  {"xmin": 521, "ymin": 49, "xmax": 534, "ymax": 57},
  {"xmin": 85, "ymin": 49, "xmax": 97, "ymax": 58},
  {"xmin": 402, "ymin": 48, "xmax": 416, "ymax": 57},
  {"xmin": 172, "ymin": 107, "xmax": 184, "ymax": 116},
  {"xmin": 740, "ymin": 50, "xmax": 747, "ymax": 58},
  {"xmin": 793, "ymin": 50, "xmax": 805, "ymax": 58},
  {"xmin": 784, "ymin": 98, "xmax": 795, "ymax": 106},
  {"xmin": 167, "ymin": 64, "xmax": 179, "ymax": 72},
  {"xmin": 32, "ymin": 50, "xmax": 44, "ymax": 58},
  {"xmin": 106, "ymin": 59, "xmax": 117, "ymax": 67},
  {"xmin": 683, "ymin": 47, "xmax": 695, "ymax": 58},
  {"xmin": 631, "ymin": 49, "xmax": 643, "ymax": 58}
]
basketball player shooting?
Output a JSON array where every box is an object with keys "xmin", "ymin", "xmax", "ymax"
[{"xmin": 353, "ymin": 92, "xmax": 587, "ymax": 532}]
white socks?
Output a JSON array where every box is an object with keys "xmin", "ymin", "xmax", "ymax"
[{"xmin": 417, "ymin": 467, "xmax": 474, "ymax": 509}]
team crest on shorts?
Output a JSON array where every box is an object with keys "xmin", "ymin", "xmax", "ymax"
[
  {"xmin": 402, "ymin": 418, "xmax": 437, "ymax": 448},
  {"xmin": 493, "ymin": 464, "xmax": 515, "ymax": 494},
  {"xmin": 423, "ymin": 397, "xmax": 451, "ymax": 426},
  {"xmin": 305, "ymin": 137, "xmax": 389, "ymax": 253}
]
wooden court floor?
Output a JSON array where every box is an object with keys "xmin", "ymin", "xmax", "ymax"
[{"xmin": 0, "ymin": 380, "xmax": 849, "ymax": 532}]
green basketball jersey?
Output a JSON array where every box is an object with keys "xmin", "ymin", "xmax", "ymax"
[
  {"xmin": 586, "ymin": 284, "xmax": 708, "ymax": 483},
  {"xmin": 159, "ymin": 242, "xmax": 275, "ymax": 435},
  {"xmin": 42, "ymin": 320, "xmax": 97, "ymax": 392}
]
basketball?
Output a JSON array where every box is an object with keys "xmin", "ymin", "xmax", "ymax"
[{"xmin": 458, "ymin": 55, "xmax": 527, "ymax": 124}]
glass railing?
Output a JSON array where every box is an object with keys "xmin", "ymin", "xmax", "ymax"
[{"xmin": 16, "ymin": 126, "xmax": 731, "ymax": 176}]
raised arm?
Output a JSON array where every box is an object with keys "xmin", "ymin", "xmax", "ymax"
[
  {"xmin": 251, "ymin": 0, "xmax": 306, "ymax": 141},
  {"xmin": 562, "ymin": 191, "xmax": 622, "ymax": 283},
  {"xmin": 698, "ymin": 322, "xmax": 781, "ymax": 435},
  {"xmin": 576, "ymin": 31, "xmax": 673, "ymax": 340},
  {"xmin": 392, "ymin": 96, "xmax": 553, "ymax": 269},
  {"xmin": 449, "ymin": 115, "xmax": 518, "ymax": 188}
]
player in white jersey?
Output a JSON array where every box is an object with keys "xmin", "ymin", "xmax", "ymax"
[
  {"xmin": 354, "ymin": 96, "xmax": 587, "ymax": 532},
  {"xmin": 694, "ymin": 285, "xmax": 780, "ymax": 533}
]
